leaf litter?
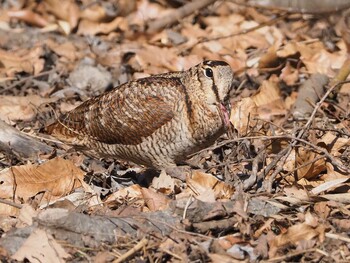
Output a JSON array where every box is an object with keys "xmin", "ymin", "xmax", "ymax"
[{"xmin": 0, "ymin": 0, "xmax": 349, "ymax": 262}]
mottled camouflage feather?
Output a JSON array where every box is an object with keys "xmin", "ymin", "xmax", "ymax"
[{"xmin": 47, "ymin": 60, "xmax": 234, "ymax": 168}]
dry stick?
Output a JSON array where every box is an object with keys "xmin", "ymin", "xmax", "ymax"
[
  {"xmin": 326, "ymin": 232, "xmax": 350, "ymax": 243},
  {"xmin": 0, "ymin": 119, "xmax": 54, "ymax": 159},
  {"xmin": 0, "ymin": 68, "xmax": 55, "ymax": 94},
  {"xmin": 113, "ymin": 237, "xmax": 148, "ymax": 263},
  {"xmin": 0, "ymin": 198, "xmax": 23, "ymax": 209},
  {"xmin": 146, "ymin": 0, "xmax": 217, "ymax": 34},
  {"xmin": 265, "ymin": 248, "xmax": 317, "ymax": 263}
]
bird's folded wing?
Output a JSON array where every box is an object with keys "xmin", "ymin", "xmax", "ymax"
[{"xmin": 47, "ymin": 92, "xmax": 174, "ymax": 146}]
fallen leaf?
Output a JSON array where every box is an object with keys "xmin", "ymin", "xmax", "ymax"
[
  {"xmin": 269, "ymin": 223, "xmax": 325, "ymax": 258},
  {"xmin": 252, "ymin": 77, "xmax": 287, "ymax": 119},
  {"xmin": 186, "ymin": 170, "xmax": 235, "ymax": 201},
  {"xmin": 16, "ymin": 204, "xmax": 38, "ymax": 227},
  {"xmin": 141, "ymin": 188, "xmax": 170, "ymax": 211},
  {"xmin": 104, "ymin": 184, "xmax": 144, "ymax": 209},
  {"xmin": 230, "ymin": 97, "xmax": 258, "ymax": 135},
  {"xmin": 0, "ymin": 46, "xmax": 45, "ymax": 76},
  {"xmin": 11, "ymin": 228, "xmax": 70, "ymax": 262},
  {"xmin": 0, "ymin": 95, "xmax": 56, "ymax": 123},
  {"xmin": 151, "ymin": 170, "xmax": 175, "ymax": 195},
  {"xmin": 77, "ymin": 16, "xmax": 128, "ymax": 36},
  {"xmin": 7, "ymin": 9, "xmax": 48, "ymax": 27},
  {"xmin": 44, "ymin": 0, "xmax": 80, "ymax": 33},
  {"xmin": 45, "ymin": 39, "xmax": 79, "ymax": 61},
  {"xmin": 0, "ymin": 157, "xmax": 85, "ymax": 204},
  {"xmin": 295, "ymin": 147, "xmax": 326, "ymax": 180}
]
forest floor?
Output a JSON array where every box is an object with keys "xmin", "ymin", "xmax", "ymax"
[{"xmin": 0, "ymin": 0, "xmax": 349, "ymax": 262}]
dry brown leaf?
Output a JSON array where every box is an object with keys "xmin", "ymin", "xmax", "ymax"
[
  {"xmin": 0, "ymin": 157, "xmax": 85, "ymax": 203},
  {"xmin": 277, "ymin": 41, "xmax": 346, "ymax": 74},
  {"xmin": 276, "ymin": 187, "xmax": 310, "ymax": 205},
  {"xmin": 258, "ymin": 44, "xmax": 279, "ymax": 69},
  {"xmin": 0, "ymin": 46, "xmax": 45, "ymax": 76},
  {"xmin": 230, "ymin": 97, "xmax": 258, "ymax": 135},
  {"xmin": 141, "ymin": 188, "xmax": 170, "ymax": 211},
  {"xmin": 7, "ymin": 9, "xmax": 48, "ymax": 27},
  {"xmin": 186, "ymin": 170, "xmax": 235, "ymax": 201},
  {"xmin": 80, "ymin": 4, "xmax": 109, "ymax": 22},
  {"xmin": 276, "ymin": 42, "xmax": 300, "ymax": 58},
  {"xmin": 132, "ymin": 44, "xmax": 198, "ymax": 73},
  {"xmin": 280, "ymin": 61, "xmax": 299, "ymax": 85},
  {"xmin": 209, "ymin": 253, "xmax": 237, "ymax": 263},
  {"xmin": 269, "ymin": 223, "xmax": 325, "ymax": 258},
  {"xmin": 77, "ymin": 16, "xmax": 128, "ymax": 36},
  {"xmin": 0, "ymin": 204, "xmax": 19, "ymax": 217},
  {"xmin": 44, "ymin": 0, "xmax": 80, "ymax": 33},
  {"xmin": 104, "ymin": 184, "xmax": 144, "ymax": 208},
  {"xmin": 16, "ymin": 204, "xmax": 38, "ymax": 227},
  {"xmin": 151, "ymin": 170, "xmax": 175, "ymax": 195},
  {"xmin": 0, "ymin": 95, "xmax": 56, "ymax": 123},
  {"xmin": 322, "ymin": 162, "xmax": 349, "ymax": 181},
  {"xmin": 11, "ymin": 228, "xmax": 70, "ymax": 262},
  {"xmin": 252, "ymin": 77, "xmax": 287, "ymax": 119},
  {"xmin": 295, "ymin": 148, "xmax": 326, "ymax": 180},
  {"xmin": 45, "ymin": 39, "xmax": 79, "ymax": 61},
  {"xmin": 319, "ymin": 132, "xmax": 350, "ymax": 157}
]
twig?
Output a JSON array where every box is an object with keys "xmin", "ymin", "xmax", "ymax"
[
  {"xmin": 265, "ymin": 248, "xmax": 316, "ymax": 262},
  {"xmin": 298, "ymin": 80, "xmax": 350, "ymax": 138},
  {"xmin": 325, "ymin": 232, "xmax": 350, "ymax": 243},
  {"xmin": 0, "ymin": 120, "xmax": 54, "ymax": 159},
  {"xmin": 161, "ymin": 248, "xmax": 183, "ymax": 261},
  {"xmin": 0, "ymin": 198, "xmax": 23, "ymax": 209},
  {"xmin": 146, "ymin": 0, "xmax": 217, "ymax": 34},
  {"xmin": 183, "ymin": 195, "xmax": 193, "ymax": 220},
  {"xmin": 0, "ymin": 68, "xmax": 55, "ymax": 94},
  {"xmin": 113, "ymin": 237, "xmax": 148, "ymax": 263}
]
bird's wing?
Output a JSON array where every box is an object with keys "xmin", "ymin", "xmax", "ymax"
[{"xmin": 47, "ymin": 78, "xmax": 178, "ymax": 145}]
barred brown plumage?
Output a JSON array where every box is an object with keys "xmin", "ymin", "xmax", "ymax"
[{"xmin": 47, "ymin": 60, "xmax": 234, "ymax": 169}]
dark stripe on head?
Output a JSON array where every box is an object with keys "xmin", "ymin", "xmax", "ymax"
[
  {"xmin": 212, "ymin": 83, "xmax": 220, "ymax": 102},
  {"xmin": 203, "ymin": 60, "xmax": 229, "ymax": 67}
]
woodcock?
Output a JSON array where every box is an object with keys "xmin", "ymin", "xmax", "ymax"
[{"xmin": 47, "ymin": 60, "xmax": 234, "ymax": 169}]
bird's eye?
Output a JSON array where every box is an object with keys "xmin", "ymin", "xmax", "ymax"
[{"xmin": 204, "ymin": 68, "xmax": 213, "ymax": 78}]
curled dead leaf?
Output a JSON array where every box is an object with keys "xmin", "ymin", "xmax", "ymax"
[
  {"xmin": 141, "ymin": 188, "xmax": 170, "ymax": 211},
  {"xmin": 77, "ymin": 16, "xmax": 128, "ymax": 36},
  {"xmin": 252, "ymin": 77, "xmax": 286, "ymax": 120},
  {"xmin": 0, "ymin": 157, "xmax": 85, "ymax": 204},
  {"xmin": 269, "ymin": 223, "xmax": 325, "ymax": 258},
  {"xmin": 44, "ymin": 0, "xmax": 80, "ymax": 33},
  {"xmin": 186, "ymin": 171, "xmax": 235, "ymax": 202},
  {"xmin": 296, "ymin": 147, "xmax": 326, "ymax": 180},
  {"xmin": 230, "ymin": 97, "xmax": 258, "ymax": 135},
  {"xmin": 11, "ymin": 228, "xmax": 70, "ymax": 262}
]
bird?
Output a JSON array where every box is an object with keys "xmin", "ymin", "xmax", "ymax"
[{"xmin": 47, "ymin": 60, "xmax": 234, "ymax": 170}]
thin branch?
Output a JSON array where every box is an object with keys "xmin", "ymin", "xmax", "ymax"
[{"xmin": 146, "ymin": 0, "xmax": 217, "ymax": 34}]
